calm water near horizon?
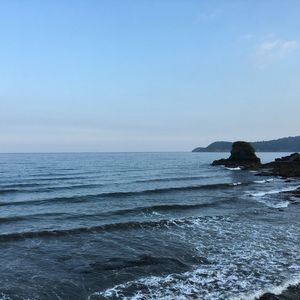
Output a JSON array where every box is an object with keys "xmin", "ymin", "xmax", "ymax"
[{"xmin": 0, "ymin": 152, "xmax": 300, "ymax": 300}]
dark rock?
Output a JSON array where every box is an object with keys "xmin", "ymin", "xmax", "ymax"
[
  {"xmin": 255, "ymin": 171, "xmax": 274, "ymax": 176},
  {"xmin": 212, "ymin": 141, "xmax": 261, "ymax": 169},
  {"xmin": 274, "ymin": 152, "xmax": 300, "ymax": 162},
  {"xmin": 229, "ymin": 141, "xmax": 260, "ymax": 162},
  {"xmin": 211, "ymin": 142, "xmax": 300, "ymax": 177},
  {"xmin": 262, "ymin": 153, "xmax": 300, "ymax": 178},
  {"xmin": 257, "ymin": 284, "xmax": 300, "ymax": 300},
  {"xmin": 283, "ymin": 187, "xmax": 300, "ymax": 198},
  {"xmin": 257, "ymin": 293, "xmax": 280, "ymax": 300}
]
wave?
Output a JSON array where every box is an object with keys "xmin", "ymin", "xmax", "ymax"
[
  {"xmin": 245, "ymin": 186, "xmax": 300, "ymax": 208},
  {"xmin": 81, "ymin": 199, "xmax": 236, "ymax": 218},
  {"xmin": 23, "ymin": 176, "xmax": 88, "ymax": 182},
  {"xmin": 0, "ymin": 199, "xmax": 235, "ymax": 225},
  {"xmin": 0, "ymin": 181, "xmax": 244, "ymax": 198},
  {"xmin": 232, "ymin": 182, "xmax": 242, "ymax": 186},
  {"xmin": 31, "ymin": 183, "xmax": 105, "ymax": 193},
  {"xmin": 100, "ymin": 182, "xmax": 244, "ymax": 197},
  {"xmin": 0, "ymin": 176, "xmax": 89, "ymax": 185},
  {"xmin": 0, "ymin": 212, "xmax": 72, "ymax": 223},
  {"xmin": 1, "ymin": 178, "xmax": 273, "ymax": 198},
  {"xmin": 247, "ymin": 195, "xmax": 290, "ymax": 209},
  {"xmin": 0, "ymin": 183, "xmax": 42, "ymax": 189},
  {"xmin": 0, "ymin": 183, "xmax": 106, "ymax": 195},
  {"xmin": 0, "ymin": 215, "xmax": 227, "ymax": 242},
  {"xmin": 28, "ymin": 170, "xmax": 96, "ymax": 177},
  {"xmin": 0, "ymin": 179, "xmax": 211, "ymax": 195},
  {"xmin": 248, "ymin": 186, "xmax": 300, "ymax": 198},
  {"xmin": 0, "ymin": 189, "xmax": 21, "ymax": 195},
  {"xmin": 129, "ymin": 201, "xmax": 233, "ymax": 212},
  {"xmin": 92, "ymin": 255, "xmax": 188, "ymax": 272},
  {"xmin": 225, "ymin": 167, "xmax": 241, "ymax": 170},
  {"xmin": 240, "ymin": 276, "xmax": 300, "ymax": 300},
  {"xmin": 0, "ymin": 294, "xmax": 12, "ymax": 300},
  {"xmin": 254, "ymin": 179, "xmax": 274, "ymax": 184},
  {"xmin": 0, "ymin": 182, "xmax": 246, "ymax": 207},
  {"xmin": 258, "ymin": 200, "xmax": 290, "ymax": 209},
  {"xmin": 107, "ymin": 203, "xmax": 215, "ymax": 217},
  {"xmin": 134, "ymin": 175, "xmax": 209, "ymax": 183},
  {"xmin": 0, "ymin": 195, "xmax": 89, "ymax": 207},
  {"xmin": 89, "ymin": 264, "xmax": 300, "ymax": 300}
]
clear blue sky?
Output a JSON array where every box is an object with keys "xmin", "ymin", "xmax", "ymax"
[{"xmin": 0, "ymin": 0, "xmax": 299, "ymax": 152}]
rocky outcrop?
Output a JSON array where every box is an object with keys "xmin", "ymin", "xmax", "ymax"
[
  {"xmin": 258, "ymin": 293, "xmax": 280, "ymax": 300},
  {"xmin": 212, "ymin": 141, "xmax": 261, "ymax": 169},
  {"xmin": 259, "ymin": 153, "xmax": 300, "ymax": 178},
  {"xmin": 211, "ymin": 141, "xmax": 300, "ymax": 177},
  {"xmin": 257, "ymin": 283, "xmax": 300, "ymax": 300}
]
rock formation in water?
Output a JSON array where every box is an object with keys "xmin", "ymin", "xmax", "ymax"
[
  {"xmin": 258, "ymin": 153, "xmax": 300, "ymax": 178},
  {"xmin": 212, "ymin": 141, "xmax": 261, "ymax": 169},
  {"xmin": 257, "ymin": 283, "xmax": 300, "ymax": 300},
  {"xmin": 211, "ymin": 142, "xmax": 300, "ymax": 177},
  {"xmin": 258, "ymin": 293, "xmax": 280, "ymax": 300}
]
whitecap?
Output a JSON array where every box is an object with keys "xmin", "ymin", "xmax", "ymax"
[
  {"xmin": 254, "ymin": 179, "xmax": 274, "ymax": 184},
  {"xmin": 152, "ymin": 211, "xmax": 165, "ymax": 217},
  {"xmin": 248, "ymin": 186, "xmax": 300, "ymax": 198},
  {"xmin": 232, "ymin": 182, "xmax": 242, "ymax": 186},
  {"xmin": 238, "ymin": 276, "xmax": 300, "ymax": 300},
  {"xmin": 254, "ymin": 180, "xmax": 267, "ymax": 184},
  {"xmin": 89, "ymin": 215, "xmax": 300, "ymax": 300},
  {"xmin": 266, "ymin": 178, "xmax": 274, "ymax": 182},
  {"xmin": 225, "ymin": 167, "xmax": 241, "ymax": 171},
  {"xmin": 268, "ymin": 201, "xmax": 289, "ymax": 208}
]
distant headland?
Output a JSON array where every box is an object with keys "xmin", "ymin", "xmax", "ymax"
[{"xmin": 192, "ymin": 135, "xmax": 300, "ymax": 152}]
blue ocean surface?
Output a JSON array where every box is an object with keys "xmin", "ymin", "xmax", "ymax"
[{"xmin": 0, "ymin": 152, "xmax": 299, "ymax": 300}]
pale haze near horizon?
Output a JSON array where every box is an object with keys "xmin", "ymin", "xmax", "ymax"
[{"xmin": 0, "ymin": 0, "xmax": 300, "ymax": 152}]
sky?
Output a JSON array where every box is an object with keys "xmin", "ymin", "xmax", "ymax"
[{"xmin": 0, "ymin": 0, "xmax": 300, "ymax": 152}]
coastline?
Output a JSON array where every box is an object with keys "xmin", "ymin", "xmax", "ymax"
[
  {"xmin": 255, "ymin": 185, "xmax": 300, "ymax": 300},
  {"xmin": 210, "ymin": 145, "xmax": 300, "ymax": 300},
  {"xmin": 254, "ymin": 168, "xmax": 300, "ymax": 300},
  {"xmin": 233, "ymin": 277, "xmax": 300, "ymax": 300}
]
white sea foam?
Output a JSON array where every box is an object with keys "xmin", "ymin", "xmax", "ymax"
[
  {"xmin": 225, "ymin": 167, "xmax": 241, "ymax": 171},
  {"xmin": 246, "ymin": 186, "xmax": 300, "ymax": 208},
  {"xmin": 247, "ymin": 196, "xmax": 290, "ymax": 209},
  {"xmin": 268, "ymin": 200, "xmax": 289, "ymax": 208},
  {"xmin": 89, "ymin": 215, "xmax": 300, "ymax": 300},
  {"xmin": 254, "ymin": 178, "xmax": 274, "ymax": 184},
  {"xmin": 0, "ymin": 294, "xmax": 11, "ymax": 300},
  {"xmin": 248, "ymin": 186, "xmax": 300, "ymax": 198},
  {"xmin": 254, "ymin": 180, "xmax": 267, "ymax": 184},
  {"xmin": 151, "ymin": 211, "xmax": 165, "ymax": 217},
  {"xmin": 238, "ymin": 276, "xmax": 300, "ymax": 300},
  {"xmin": 90, "ymin": 256, "xmax": 300, "ymax": 300},
  {"xmin": 232, "ymin": 182, "xmax": 242, "ymax": 186}
]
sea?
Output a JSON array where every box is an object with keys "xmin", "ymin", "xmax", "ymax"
[{"xmin": 0, "ymin": 152, "xmax": 299, "ymax": 300}]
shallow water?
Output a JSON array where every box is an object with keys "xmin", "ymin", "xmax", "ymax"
[{"xmin": 0, "ymin": 152, "xmax": 299, "ymax": 300}]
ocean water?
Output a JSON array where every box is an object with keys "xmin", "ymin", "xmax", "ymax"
[{"xmin": 0, "ymin": 152, "xmax": 299, "ymax": 300}]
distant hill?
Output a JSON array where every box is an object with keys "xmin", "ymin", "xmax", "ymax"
[{"xmin": 192, "ymin": 136, "xmax": 300, "ymax": 152}]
